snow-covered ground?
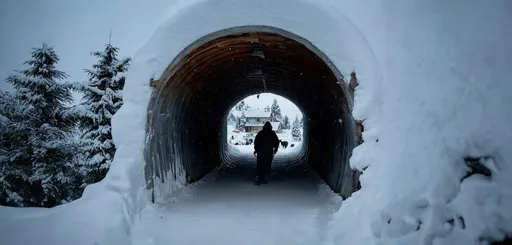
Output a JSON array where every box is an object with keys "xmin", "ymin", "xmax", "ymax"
[
  {"xmin": 227, "ymin": 128, "xmax": 302, "ymax": 147},
  {"xmin": 231, "ymin": 143, "xmax": 302, "ymax": 155},
  {"xmin": 0, "ymin": 191, "xmax": 132, "ymax": 245},
  {"xmin": 130, "ymin": 154, "xmax": 341, "ymax": 245}
]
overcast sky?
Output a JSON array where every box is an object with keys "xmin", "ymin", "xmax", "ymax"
[
  {"xmin": 235, "ymin": 93, "xmax": 303, "ymax": 120},
  {"xmin": 0, "ymin": 0, "xmax": 303, "ymax": 118},
  {"xmin": 0, "ymin": 0, "xmax": 173, "ymax": 92}
]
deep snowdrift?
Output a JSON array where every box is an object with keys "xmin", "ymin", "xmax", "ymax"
[
  {"xmin": 0, "ymin": 191, "xmax": 132, "ymax": 245},
  {"xmin": 327, "ymin": 1, "xmax": 512, "ymax": 244},
  {"xmin": 1, "ymin": 0, "xmax": 511, "ymax": 244}
]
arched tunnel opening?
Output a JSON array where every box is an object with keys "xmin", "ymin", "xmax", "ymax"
[
  {"xmin": 226, "ymin": 93, "xmax": 304, "ymax": 150},
  {"xmin": 144, "ymin": 26, "xmax": 359, "ymax": 201}
]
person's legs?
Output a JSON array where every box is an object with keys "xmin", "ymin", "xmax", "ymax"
[
  {"xmin": 267, "ymin": 155, "xmax": 274, "ymax": 177},
  {"xmin": 255, "ymin": 152, "xmax": 270, "ymax": 183},
  {"xmin": 260, "ymin": 154, "xmax": 273, "ymax": 184},
  {"xmin": 256, "ymin": 155, "xmax": 265, "ymax": 181}
]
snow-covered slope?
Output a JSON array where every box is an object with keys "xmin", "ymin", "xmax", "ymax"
[
  {"xmin": 1, "ymin": 0, "xmax": 511, "ymax": 244},
  {"xmin": 0, "ymin": 192, "xmax": 132, "ymax": 245},
  {"xmin": 327, "ymin": 1, "xmax": 512, "ymax": 244}
]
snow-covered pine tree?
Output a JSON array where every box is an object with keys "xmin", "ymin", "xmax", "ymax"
[
  {"xmin": 235, "ymin": 116, "xmax": 241, "ymax": 129},
  {"xmin": 0, "ymin": 91, "xmax": 24, "ymax": 206},
  {"xmin": 233, "ymin": 99, "xmax": 251, "ymax": 130},
  {"xmin": 0, "ymin": 44, "xmax": 78, "ymax": 207},
  {"xmin": 235, "ymin": 100, "xmax": 246, "ymax": 111},
  {"xmin": 282, "ymin": 115, "xmax": 290, "ymax": 129},
  {"xmin": 227, "ymin": 112, "xmax": 237, "ymax": 126},
  {"xmin": 239, "ymin": 111, "xmax": 247, "ymax": 131},
  {"xmin": 291, "ymin": 115, "xmax": 302, "ymax": 140},
  {"xmin": 270, "ymin": 98, "xmax": 282, "ymax": 122},
  {"xmin": 264, "ymin": 105, "xmax": 271, "ymax": 112},
  {"xmin": 74, "ymin": 43, "xmax": 130, "ymax": 187}
]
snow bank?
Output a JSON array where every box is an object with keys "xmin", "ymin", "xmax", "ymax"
[
  {"xmin": 0, "ymin": 205, "xmax": 66, "ymax": 221},
  {"xmin": 230, "ymin": 143, "xmax": 302, "ymax": 156},
  {"xmin": 327, "ymin": 0, "xmax": 512, "ymax": 244},
  {"xmin": 0, "ymin": 192, "xmax": 131, "ymax": 245}
]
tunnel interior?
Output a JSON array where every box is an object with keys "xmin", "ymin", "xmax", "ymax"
[{"xmin": 144, "ymin": 27, "xmax": 357, "ymax": 199}]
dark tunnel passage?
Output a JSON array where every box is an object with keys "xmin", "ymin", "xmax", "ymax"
[{"xmin": 144, "ymin": 26, "xmax": 359, "ymax": 200}]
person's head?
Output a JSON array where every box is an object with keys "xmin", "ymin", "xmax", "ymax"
[{"xmin": 263, "ymin": 121, "xmax": 272, "ymax": 130}]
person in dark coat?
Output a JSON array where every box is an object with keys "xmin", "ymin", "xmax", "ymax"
[{"xmin": 253, "ymin": 121, "xmax": 280, "ymax": 184}]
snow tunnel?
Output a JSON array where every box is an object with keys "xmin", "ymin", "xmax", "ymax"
[{"xmin": 144, "ymin": 26, "xmax": 358, "ymax": 200}]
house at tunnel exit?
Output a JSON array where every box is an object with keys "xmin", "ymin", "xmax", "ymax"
[{"xmin": 244, "ymin": 109, "xmax": 282, "ymax": 133}]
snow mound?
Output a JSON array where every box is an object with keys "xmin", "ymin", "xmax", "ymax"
[
  {"xmin": 0, "ymin": 192, "xmax": 131, "ymax": 245},
  {"xmin": 326, "ymin": 0, "xmax": 512, "ymax": 244}
]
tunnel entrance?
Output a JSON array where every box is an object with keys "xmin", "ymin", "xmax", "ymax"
[{"xmin": 145, "ymin": 26, "xmax": 358, "ymax": 202}]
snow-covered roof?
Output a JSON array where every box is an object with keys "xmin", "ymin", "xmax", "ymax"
[
  {"xmin": 244, "ymin": 121, "xmax": 281, "ymax": 129},
  {"xmin": 245, "ymin": 122, "xmax": 264, "ymax": 127},
  {"xmin": 244, "ymin": 109, "xmax": 271, "ymax": 118}
]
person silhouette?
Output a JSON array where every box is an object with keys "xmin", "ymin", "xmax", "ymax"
[{"xmin": 253, "ymin": 121, "xmax": 280, "ymax": 185}]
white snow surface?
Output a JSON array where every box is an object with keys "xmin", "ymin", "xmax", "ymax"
[
  {"xmin": 131, "ymin": 155, "xmax": 341, "ymax": 245},
  {"xmin": 1, "ymin": 0, "xmax": 512, "ymax": 244}
]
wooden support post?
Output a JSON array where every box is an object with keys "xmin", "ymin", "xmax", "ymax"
[
  {"xmin": 355, "ymin": 119, "xmax": 364, "ymax": 146},
  {"xmin": 351, "ymin": 72, "xmax": 365, "ymax": 194},
  {"xmin": 348, "ymin": 71, "xmax": 358, "ymax": 110},
  {"xmin": 348, "ymin": 71, "xmax": 364, "ymax": 146},
  {"xmin": 150, "ymin": 78, "xmax": 161, "ymax": 88}
]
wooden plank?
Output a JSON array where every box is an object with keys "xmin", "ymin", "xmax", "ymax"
[{"xmin": 149, "ymin": 79, "xmax": 161, "ymax": 88}]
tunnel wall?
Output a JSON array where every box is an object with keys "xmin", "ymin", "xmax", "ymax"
[
  {"xmin": 90, "ymin": 0, "xmax": 381, "ymax": 209},
  {"xmin": 144, "ymin": 27, "xmax": 361, "ymax": 202}
]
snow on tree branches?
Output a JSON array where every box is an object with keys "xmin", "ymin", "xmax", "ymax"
[
  {"xmin": 282, "ymin": 115, "xmax": 291, "ymax": 129},
  {"xmin": 71, "ymin": 43, "xmax": 130, "ymax": 187},
  {"xmin": 270, "ymin": 98, "xmax": 282, "ymax": 122},
  {"xmin": 232, "ymin": 100, "xmax": 250, "ymax": 130},
  {"xmin": 292, "ymin": 116, "xmax": 302, "ymax": 140},
  {"xmin": 0, "ymin": 44, "xmax": 79, "ymax": 207}
]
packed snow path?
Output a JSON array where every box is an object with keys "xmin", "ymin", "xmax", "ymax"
[{"xmin": 130, "ymin": 153, "xmax": 342, "ymax": 245}]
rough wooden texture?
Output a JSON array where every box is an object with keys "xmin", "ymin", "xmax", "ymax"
[{"xmin": 146, "ymin": 31, "xmax": 356, "ymax": 198}]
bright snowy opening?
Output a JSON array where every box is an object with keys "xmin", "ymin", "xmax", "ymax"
[{"xmin": 226, "ymin": 93, "xmax": 304, "ymax": 155}]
